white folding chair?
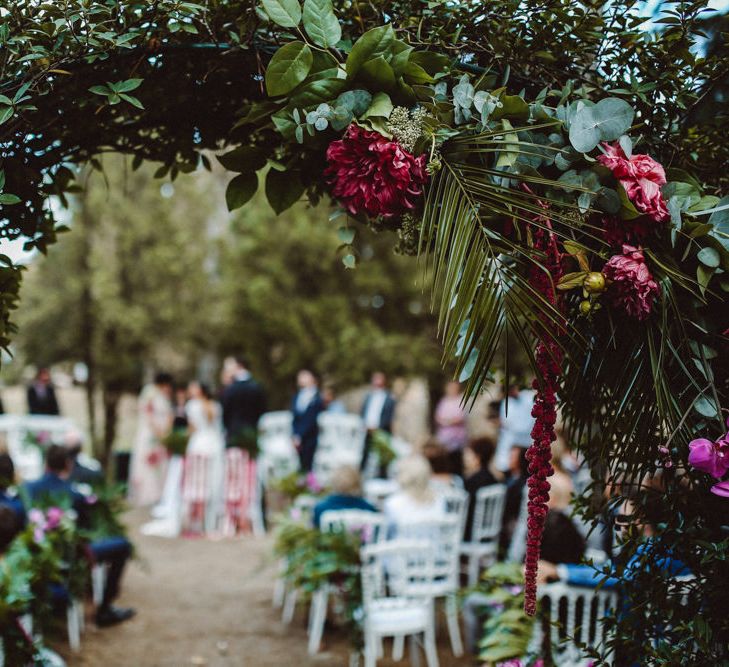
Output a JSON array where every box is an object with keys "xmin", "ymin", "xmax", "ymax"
[
  {"xmin": 530, "ymin": 581, "xmax": 616, "ymax": 666},
  {"xmin": 258, "ymin": 411, "xmax": 297, "ymax": 486},
  {"xmin": 459, "ymin": 484, "xmax": 507, "ymax": 585},
  {"xmin": 361, "ymin": 540, "xmax": 439, "ymax": 667},
  {"xmin": 438, "ymin": 486, "xmax": 469, "ymax": 534},
  {"xmin": 313, "ymin": 413, "xmax": 366, "ymax": 486},
  {"xmin": 364, "ymin": 478, "xmax": 399, "ymax": 510},
  {"xmin": 307, "ymin": 510, "xmax": 387, "ymax": 655},
  {"xmin": 394, "ymin": 516, "xmax": 463, "ymax": 657}
]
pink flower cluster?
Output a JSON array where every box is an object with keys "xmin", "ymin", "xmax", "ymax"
[
  {"xmin": 28, "ymin": 506, "xmax": 66, "ymax": 542},
  {"xmin": 603, "ymin": 245, "xmax": 660, "ymax": 320},
  {"xmin": 325, "ymin": 124, "xmax": 428, "ymax": 218},
  {"xmin": 598, "ymin": 142, "xmax": 669, "ymax": 222},
  {"xmin": 689, "ymin": 417, "xmax": 729, "ymax": 498}
]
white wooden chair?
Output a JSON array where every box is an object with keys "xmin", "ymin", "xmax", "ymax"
[
  {"xmin": 361, "ymin": 540, "xmax": 439, "ymax": 667},
  {"xmin": 459, "ymin": 484, "xmax": 507, "ymax": 585},
  {"xmin": 313, "ymin": 413, "xmax": 366, "ymax": 486},
  {"xmin": 258, "ymin": 411, "xmax": 297, "ymax": 485},
  {"xmin": 307, "ymin": 510, "xmax": 387, "ymax": 655},
  {"xmin": 363, "ymin": 478, "xmax": 399, "ymax": 510},
  {"xmin": 438, "ymin": 486, "xmax": 469, "ymax": 535},
  {"xmin": 530, "ymin": 581, "xmax": 617, "ymax": 666},
  {"xmin": 393, "ymin": 516, "xmax": 463, "ymax": 657}
]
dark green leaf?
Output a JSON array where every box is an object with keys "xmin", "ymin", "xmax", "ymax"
[
  {"xmin": 266, "ymin": 42, "xmax": 313, "ymax": 97},
  {"xmin": 302, "ymin": 0, "xmax": 341, "ymax": 48},
  {"xmin": 346, "ymin": 25, "xmax": 394, "ymax": 77},
  {"xmin": 265, "ymin": 169, "xmax": 304, "ymax": 214},
  {"xmin": 261, "ymin": 0, "xmax": 302, "ymax": 28},
  {"xmin": 226, "ymin": 172, "xmax": 258, "ymax": 211}
]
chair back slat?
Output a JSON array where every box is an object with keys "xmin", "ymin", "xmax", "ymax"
[
  {"xmin": 471, "ymin": 484, "xmax": 507, "ymax": 543},
  {"xmin": 320, "ymin": 509, "xmax": 387, "ymax": 544}
]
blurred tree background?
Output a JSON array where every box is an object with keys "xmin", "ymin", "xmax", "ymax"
[{"xmin": 10, "ymin": 155, "xmax": 443, "ymax": 463}]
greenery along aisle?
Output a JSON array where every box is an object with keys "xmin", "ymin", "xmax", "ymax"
[{"xmin": 1, "ymin": 1, "xmax": 728, "ymax": 662}]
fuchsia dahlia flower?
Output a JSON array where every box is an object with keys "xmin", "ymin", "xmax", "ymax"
[
  {"xmin": 603, "ymin": 245, "xmax": 660, "ymax": 320},
  {"xmin": 598, "ymin": 142, "xmax": 669, "ymax": 222},
  {"xmin": 324, "ymin": 124, "xmax": 428, "ymax": 218}
]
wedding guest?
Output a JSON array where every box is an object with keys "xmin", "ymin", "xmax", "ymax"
[
  {"xmin": 0, "ymin": 454, "xmax": 24, "ymax": 526},
  {"xmin": 24, "ymin": 446, "xmax": 135, "ymax": 627},
  {"xmin": 500, "ymin": 447, "xmax": 530, "ymax": 553},
  {"xmin": 434, "ymin": 380, "xmax": 468, "ymax": 476},
  {"xmin": 494, "ymin": 383, "xmax": 534, "ymax": 474},
  {"xmin": 322, "ymin": 384, "xmax": 346, "ymax": 414},
  {"xmin": 422, "ymin": 439, "xmax": 461, "ymax": 488},
  {"xmin": 0, "ymin": 504, "xmax": 19, "ymax": 552},
  {"xmin": 312, "ymin": 465, "xmax": 377, "ymax": 528},
  {"xmin": 220, "ymin": 356, "xmax": 266, "ymax": 447},
  {"xmin": 63, "ymin": 430, "xmax": 104, "ymax": 487},
  {"xmin": 360, "ymin": 371, "xmax": 396, "ymax": 469},
  {"xmin": 539, "ymin": 477, "xmax": 586, "ymax": 565},
  {"xmin": 130, "ymin": 372, "xmax": 174, "ymax": 506},
  {"xmin": 172, "ymin": 384, "xmax": 189, "ymax": 431},
  {"xmin": 291, "ymin": 369, "xmax": 324, "ymax": 472},
  {"xmin": 27, "ymin": 367, "xmax": 60, "ymax": 415},
  {"xmin": 462, "ymin": 436, "xmax": 499, "ymax": 540},
  {"xmin": 384, "ymin": 455, "xmax": 446, "ymax": 528}
]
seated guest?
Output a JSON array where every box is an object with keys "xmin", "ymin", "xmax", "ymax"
[
  {"xmin": 64, "ymin": 430, "xmax": 104, "ymax": 487},
  {"xmin": 462, "ymin": 436, "xmax": 499, "ymax": 540},
  {"xmin": 312, "ymin": 465, "xmax": 377, "ymax": 528},
  {"xmin": 0, "ymin": 453, "xmax": 25, "ymax": 525},
  {"xmin": 539, "ymin": 476, "xmax": 585, "ymax": 565},
  {"xmin": 422, "ymin": 439, "xmax": 461, "ymax": 489},
  {"xmin": 384, "ymin": 455, "xmax": 446, "ymax": 528},
  {"xmin": 23, "ymin": 445, "xmax": 135, "ymax": 627},
  {"xmin": 0, "ymin": 504, "xmax": 20, "ymax": 552},
  {"xmin": 500, "ymin": 447, "xmax": 530, "ymax": 554}
]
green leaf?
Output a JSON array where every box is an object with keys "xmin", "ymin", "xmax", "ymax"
[
  {"xmin": 697, "ymin": 247, "xmax": 720, "ymax": 268},
  {"xmin": 119, "ymin": 93, "xmax": 144, "ymax": 109},
  {"xmin": 289, "ymin": 78, "xmax": 347, "ymax": 107},
  {"xmin": 0, "ymin": 193, "xmax": 21, "ymax": 205},
  {"xmin": 338, "ymin": 227, "xmax": 355, "ymax": 244},
  {"xmin": 303, "ymin": 0, "xmax": 341, "ymax": 48},
  {"xmin": 388, "ymin": 40, "xmax": 413, "ymax": 75},
  {"xmin": 346, "ymin": 25, "xmax": 394, "ymax": 78},
  {"xmin": 89, "ymin": 85, "xmax": 111, "ymax": 96},
  {"xmin": 0, "ymin": 107, "xmax": 14, "ymax": 125},
  {"xmin": 265, "ymin": 169, "xmax": 304, "ymax": 214},
  {"xmin": 217, "ymin": 147, "xmax": 268, "ymax": 172},
  {"xmin": 359, "ymin": 56, "xmax": 396, "ymax": 91},
  {"xmin": 266, "ymin": 42, "xmax": 313, "ymax": 97},
  {"xmin": 336, "ymin": 89, "xmax": 372, "ymax": 116},
  {"xmin": 569, "ymin": 98, "xmax": 634, "ymax": 153},
  {"xmin": 402, "ymin": 61, "xmax": 434, "ymax": 85},
  {"xmin": 409, "ymin": 51, "xmax": 450, "ymax": 76},
  {"xmin": 261, "ymin": 0, "xmax": 302, "ymax": 27},
  {"xmin": 114, "ymin": 78, "xmax": 143, "ymax": 93},
  {"xmin": 696, "ymin": 264, "xmax": 715, "ymax": 295},
  {"xmin": 226, "ymin": 173, "xmax": 258, "ymax": 211},
  {"xmin": 694, "ymin": 396, "xmax": 719, "ymax": 418},
  {"xmin": 362, "ymin": 92, "xmax": 393, "ymax": 119},
  {"xmin": 271, "ymin": 107, "xmax": 298, "ymax": 140}
]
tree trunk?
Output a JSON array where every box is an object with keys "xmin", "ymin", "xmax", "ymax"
[{"xmin": 101, "ymin": 384, "xmax": 121, "ymax": 475}]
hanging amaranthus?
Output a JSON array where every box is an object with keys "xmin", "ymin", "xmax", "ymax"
[{"xmin": 523, "ymin": 217, "xmax": 564, "ymax": 616}]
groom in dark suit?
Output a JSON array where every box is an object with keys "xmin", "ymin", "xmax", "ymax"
[
  {"xmin": 291, "ymin": 369, "xmax": 324, "ymax": 472},
  {"xmin": 221, "ymin": 356, "xmax": 267, "ymax": 447},
  {"xmin": 360, "ymin": 371, "xmax": 397, "ymax": 470}
]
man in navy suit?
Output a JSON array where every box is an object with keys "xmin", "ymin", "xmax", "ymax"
[
  {"xmin": 0, "ymin": 454, "xmax": 24, "ymax": 537},
  {"xmin": 360, "ymin": 371, "xmax": 397, "ymax": 470},
  {"xmin": 221, "ymin": 356, "xmax": 267, "ymax": 448},
  {"xmin": 291, "ymin": 369, "xmax": 324, "ymax": 472},
  {"xmin": 23, "ymin": 445, "xmax": 135, "ymax": 627}
]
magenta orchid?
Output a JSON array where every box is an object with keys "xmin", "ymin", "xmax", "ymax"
[{"xmin": 688, "ymin": 433, "xmax": 729, "ymax": 479}]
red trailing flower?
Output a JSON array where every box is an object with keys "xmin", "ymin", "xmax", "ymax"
[
  {"xmin": 523, "ymin": 223, "xmax": 564, "ymax": 617},
  {"xmin": 603, "ymin": 245, "xmax": 660, "ymax": 320},
  {"xmin": 597, "ymin": 142, "xmax": 669, "ymax": 223},
  {"xmin": 324, "ymin": 124, "xmax": 428, "ymax": 218},
  {"xmin": 600, "ymin": 215, "xmax": 653, "ymax": 247}
]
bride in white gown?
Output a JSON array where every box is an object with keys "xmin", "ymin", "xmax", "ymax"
[{"xmin": 184, "ymin": 382, "xmax": 225, "ymax": 533}]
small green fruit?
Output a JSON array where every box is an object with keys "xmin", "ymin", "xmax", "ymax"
[
  {"xmin": 583, "ymin": 272, "xmax": 606, "ymax": 294},
  {"xmin": 579, "ymin": 300, "xmax": 592, "ymax": 315}
]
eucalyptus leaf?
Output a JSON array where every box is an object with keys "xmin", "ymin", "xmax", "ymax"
[
  {"xmin": 697, "ymin": 247, "xmax": 720, "ymax": 268},
  {"xmin": 336, "ymin": 89, "xmax": 372, "ymax": 116},
  {"xmin": 569, "ymin": 98, "xmax": 634, "ymax": 153}
]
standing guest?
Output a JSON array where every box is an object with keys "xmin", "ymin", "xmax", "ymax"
[
  {"xmin": 0, "ymin": 454, "xmax": 24, "ymax": 526},
  {"xmin": 220, "ymin": 356, "xmax": 267, "ymax": 448},
  {"xmin": 291, "ymin": 369, "xmax": 324, "ymax": 472},
  {"xmin": 129, "ymin": 372, "xmax": 174, "ymax": 507},
  {"xmin": 462, "ymin": 436, "xmax": 499, "ymax": 540},
  {"xmin": 172, "ymin": 385, "xmax": 189, "ymax": 431},
  {"xmin": 434, "ymin": 380, "xmax": 468, "ymax": 476},
  {"xmin": 360, "ymin": 371, "xmax": 396, "ymax": 469},
  {"xmin": 24, "ymin": 446, "xmax": 135, "ymax": 627},
  {"xmin": 312, "ymin": 465, "xmax": 377, "ymax": 528},
  {"xmin": 27, "ymin": 368, "xmax": 60, "ymax": 415},
  {"xmin": 322, "ymin": 384, "xmax": 347, "ymax": 414},
  {"xmin": 494, "ymin": 383, "xmax": 535, "ymax": 474}
]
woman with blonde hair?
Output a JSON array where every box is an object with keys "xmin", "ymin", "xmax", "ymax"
[{"xmin": 383, "ymin": 454, "xmax": 446, "ymax": 527}]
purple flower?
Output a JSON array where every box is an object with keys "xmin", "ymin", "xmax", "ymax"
[
  {"xmin": 305, "ymin": 472, "xmax": 322, "ymax": 494},
  {"xmin": 688, "ymin": 437, "xmax": 729, "ymax": 480},
  {"xmin": 87, "ymin": 494, "xmax": 98, "ymax": 505},
  {"xmin": 28, "ymin": 508, "xmax": 45, "ymax": 526},
  {"xmin": 33, "ymin": 526, "xmax": 45, "ymax": 543},
  {"xmin": 45, "ymin": 507, "xmax": 65, "ymax": 530},
  {"xmin": 711, "ymin": 481, "xmax": 729, "ymax": 498}
]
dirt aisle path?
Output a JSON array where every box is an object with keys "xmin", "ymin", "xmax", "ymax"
[{"xmin": 60, "ymin": 511, "xmax": 472, "ymax": 667}]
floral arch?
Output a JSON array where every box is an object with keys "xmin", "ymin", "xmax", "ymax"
[{"xmin": 1, "ymin": 0, "xmax": 728, "ymax": 662}]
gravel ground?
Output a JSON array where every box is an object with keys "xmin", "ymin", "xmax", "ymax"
[{"xmin": 53, "ymin": 510, "xmax": 477, "ymax": 667}]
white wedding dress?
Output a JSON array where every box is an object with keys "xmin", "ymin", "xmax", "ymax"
[{"xmin": 184, "ymin": 398, "xmax": 225, "ymax": 534}]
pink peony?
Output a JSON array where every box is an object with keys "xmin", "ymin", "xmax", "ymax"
[
  {"xmin": 711, "ymin": 481, "xmax": 729, "ymax": 498},
  {"xmin": 688, "ymin": 438, "xmax": 729, "ymax": 479},
  {"xmin": 45, "ymin": 506, "xmax": 65, "ymax": 530},
  {"xmin": 598, "ymin": 142, "xmax": 669, "ymax": 222},
  {"xmin": 603, "ymin": 245, "xmax": 660, "ymax": 320},
  {"xmin": 325, "ymin": 124, "xmax": 428, "ymax": 218}
]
